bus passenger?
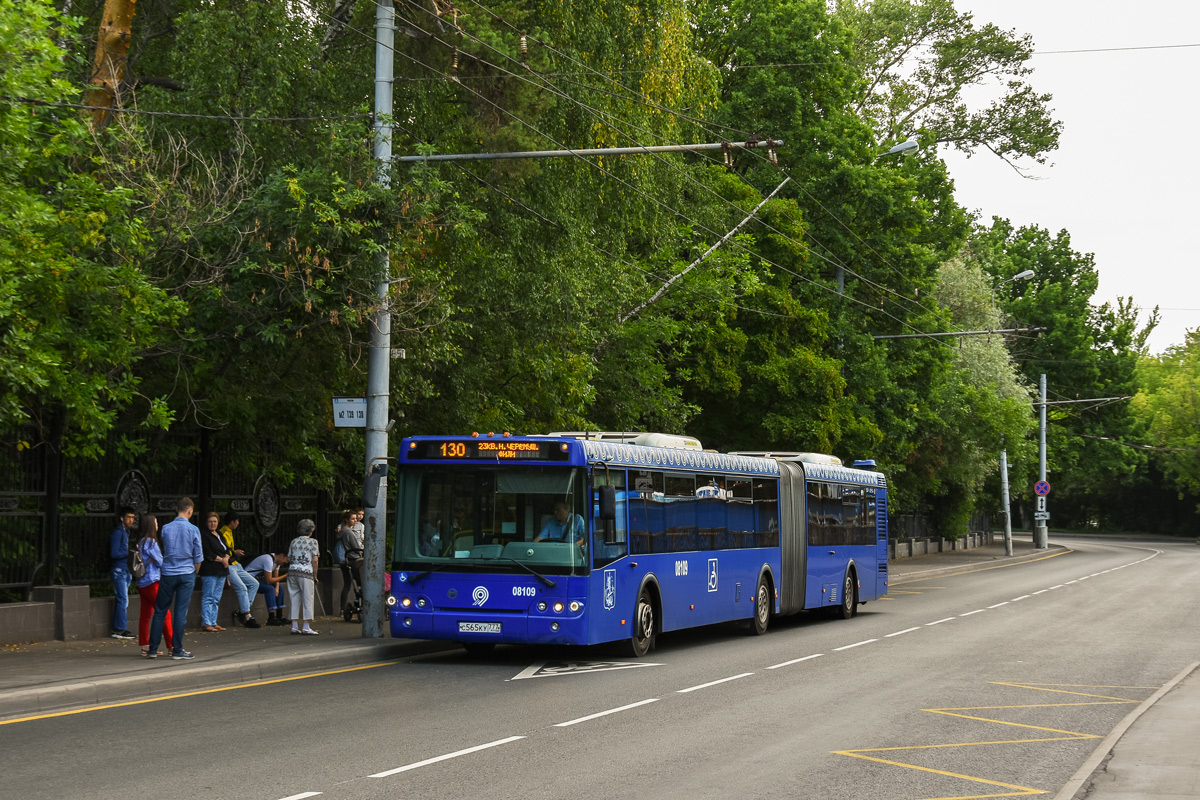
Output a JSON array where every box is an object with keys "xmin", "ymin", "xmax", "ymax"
[{"xmin": 534, "ymin": 501, "xmax": 585, "ymax": 546}]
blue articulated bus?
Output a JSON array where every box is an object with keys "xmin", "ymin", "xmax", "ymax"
[{"xmin": 388, "ymin": 432, "xmax": 889, "ymax": 656}]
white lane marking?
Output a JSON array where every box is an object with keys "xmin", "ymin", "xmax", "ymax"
[
  {"xmin": 959, "ymin": 609, "xmax": 986, "ymax": 616},
  {"xmin": 767, "ymin": 653, "xmax": 823, "ymax": 670},
  {"xmin": 1012, "ymin": 595, "xmax": 1031, "ymax": 601},
  {"xmin": 926, "ymin": 617, "xmax": 955, "ymax": 626},
  {"xmin": 554, "ymin": 699, "xmax": 659, "ymax": 727},
  {"xmin": 1032, "ymin": 589, "xmax": 1048, "ymax": 595},
  {"xmin": 1049, "ymin": 585, "xmax": 1065, "ymax": 589},
  {"xmin": 1078, "ymin": 577, "xmax": 1090, "ymax": 581},
  {"xmin": 1066, "ymin": 580, "xmax": 1079, "ymax": 584},
  {"xmin": 988, "ymin": 602, "xmax": 1010, "ymax": 608},
  {"xmin": 834, "ymin": 639, "xmax": 878, "ymax": 651},
  {"xmin": 677, "ymin": 673, "xmax": 754, "ymax": 693},
  {"xmin": 885, "ymin": 627, "xmax": 921, "ymax": 637},
  {"xmin": 279, "ymin": 794, "xmax": 322, "ymax": 800},
  {"xmin": 370, "ymin": 736, "xmax": 526, "ymax": 777}
]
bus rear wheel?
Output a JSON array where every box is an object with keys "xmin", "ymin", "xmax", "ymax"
[
  {"xmin": 834, "ymin": 571, "xmax": 856, "ymax": 620},
  {"xmin": 750, "ymin": 575, "xmax": 770, "ymax": 635},
  {"xmin": 628, "ymin": 588, "xmax": 656, "ymax": 657}
]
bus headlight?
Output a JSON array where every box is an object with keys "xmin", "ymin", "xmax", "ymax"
[
  {"xmin": 417, "ymin": 597, "xmax": 426, "ymax": 608},
  {"xmin": 553, "ymin": 601, "xmax": 564, "ymax": 613},
  {"xmin": 537, "ymin": 601, "xmax": 547, "ymax": 612},
  {"xmin": 401, "ymin": 597, "xmax": 412, "ymax": 608},
  {"xmin": 569, "ymin": 601, "xmax": 581, "ymax": 612},
  {"xmin": 385, "ymin": 595, "xmax": 397, "ymax": 607}
]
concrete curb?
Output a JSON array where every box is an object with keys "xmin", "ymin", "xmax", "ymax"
[
  {"xmin": 890, "ymin": 545, "xmax": 1070, "ymax": 586},
  {"xmin": 1052, "ymin": 661, "xmax": 1200, "ymax": 800},
  {"xmin": 0, "ymin": 639, "xmax": 457, "ymax": 722}
]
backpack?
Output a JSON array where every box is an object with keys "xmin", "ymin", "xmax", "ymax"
[
  {"xmin": 131, "ymin": 541, "xmax": 147, "ymax": 579},
  {"xmin": 333, "ymin": 538, "xmax": 347, "ymax": 565}
]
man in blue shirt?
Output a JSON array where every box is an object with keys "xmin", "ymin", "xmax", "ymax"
[
  {"xmin": 534, "ymin": 501, "xmax": 585, "ymax": 546},
  {"xmin": 109, "ymin": 507, "xmax": 136, "ymax": 639},
  {"xmin": 147, "ymin": 497, "xmax": 204, "ymax": 660}
]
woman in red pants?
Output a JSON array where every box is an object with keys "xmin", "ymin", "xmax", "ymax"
[{"xmin": 135, "ymin": 514, "xmax": 174, "ymax": 656}]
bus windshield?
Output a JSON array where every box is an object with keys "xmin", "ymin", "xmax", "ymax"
[{"xmin": 395, "ymin": 466, "xmax": 589, "ymax": 574}]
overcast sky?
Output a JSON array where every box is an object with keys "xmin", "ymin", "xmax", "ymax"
[{"xmin": 941, "ymin": 1, "xmax": 1200, "ymax": 354}]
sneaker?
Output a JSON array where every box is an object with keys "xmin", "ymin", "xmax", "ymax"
[
  {"xmin": 111, "ymin": 629, "xmax": 135, "ymax": 640},
  {"xmin": 145, "ymin": 651, "xmax": 158, "ymax": 660},
  {"xmin": 300, "ymin": 628, "xmax": 319, "ymax": 635},
  {"xmin": 171, "ymin": 650, "xmax": 195, "ymax": 661}
]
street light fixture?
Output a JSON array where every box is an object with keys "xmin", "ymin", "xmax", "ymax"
[{"xmin": 992, "ymin": 269, "xmax": 1035, "ymax": 309}]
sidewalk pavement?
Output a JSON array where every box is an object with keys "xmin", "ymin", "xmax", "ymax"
[{"xmin": 2, "ymin": 538, "xmax": 1196, "ymax": 800}]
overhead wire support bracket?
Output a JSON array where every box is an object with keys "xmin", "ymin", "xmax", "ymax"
[{"xmin": 393, "ymin": 139, "xmax": 783, "ymax": 162}]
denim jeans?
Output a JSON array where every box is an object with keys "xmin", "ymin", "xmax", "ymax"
[
  {"xmin": 255, "ymin": 580, "xmax": 285, "ymax": 611},
  {"xmin": 226, "ymin": 562, "xmax": 259, "ymax": 614},
  {"xmin": 109, "ymin": 566, "xmax": 131, "ymax": 631},
  {"xmin": 149, "ymin": 572, "xmax": 195, "ymax": 655},
  {"xmin": 199, "ymin": 574, "xmax": 225, "ymax": 626}
]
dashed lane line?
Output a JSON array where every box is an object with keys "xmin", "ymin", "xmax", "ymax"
[
  {"xmin": 554, "ymin": 699, "xmax": 659, "ymax": 727},
  {"xmin": 278, "ymin": 794, "xmax": 322, "ymax": 800},
  {"xmin": 959, "ymin": 609, "xmax": 986, "ymax": 616},
  {"xmin": 926, "ymin": 618, "xmax": 955, "ymax": 626},
  {"xmin": 988, "ymin": 602, "xmax": 1010, "ymax": 608},
  {"xmin": 834, "ymin": 639, "xmax": 879, "ymax": 651},
  {"xmin": 1012, "ymin": 595, "xmax": 1031, "ymax": 601},
  {"xmin": 677, "ymin": 673, "xmax": 754, "ymax": 693},
  {"xmin": 766, "ymin": 653, "xmax": 823, "ymax": 670},
  {"xmin": 885, "ymin": 627, "xmax": 921, "ymax": 637},
  {"xmin": 369, "ymin": 736, "xmax": 527, "ymax": 777}
]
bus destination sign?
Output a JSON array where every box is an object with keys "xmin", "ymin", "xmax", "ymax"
[{"xmin": 408, "ymin": 439, "xmax": 570, "ymax": 461}]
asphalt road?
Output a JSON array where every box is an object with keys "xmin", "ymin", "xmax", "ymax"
[{"xmin": 6, "ymin": 538, "xmax": 1198, "ymax": 800}]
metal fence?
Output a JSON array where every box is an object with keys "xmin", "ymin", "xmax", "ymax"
[
  {"xmin": 0, "ymin": 430, "xmax": 357, "ymax": 599},
  {"xmin": 888, "ymin": 511, "xmax": 992, "ymax": 540}
]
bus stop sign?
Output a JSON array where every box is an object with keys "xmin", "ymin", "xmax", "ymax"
[{"xmin": 1034, "ymin": 480, "xmax": 1050, "ymax": 497}]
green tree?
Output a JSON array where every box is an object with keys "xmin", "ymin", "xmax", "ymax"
[
  {"xmin": 0, "ymin": 0, "xmax": 178, "ymax": 457},
  {"xmin": 836, "ymin": 0, "xmax": 1062, "ymax": 174},
  {"xmin": 980, "ymin": 219, "xmax": 1151, "ymax": 529}
]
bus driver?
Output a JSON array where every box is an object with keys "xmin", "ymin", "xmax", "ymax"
[{"xmin": 534, "ymin": 500, "xmax": 585, "ymax": 546}]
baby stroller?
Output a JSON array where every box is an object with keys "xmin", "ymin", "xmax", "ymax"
[{"xmin": 340, "ymin": 551, "xmax": 364, "ymax": 623}]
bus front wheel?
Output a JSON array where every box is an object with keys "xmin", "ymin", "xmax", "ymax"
[
  {"xmin": 628, "ymin": 589, "xmax": 656, "ymax": 657},
  {"xmin": 834, "ymin": 571, "xmax": 857, "ymax": 620},
  {"xmin": 750, "ymin": 575, "xmax": 770, "ymax": 635}
]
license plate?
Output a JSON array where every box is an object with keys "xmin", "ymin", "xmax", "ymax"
[{"xmin": 458, "ymin": 621, "xmax": 501, "ymax": 634}]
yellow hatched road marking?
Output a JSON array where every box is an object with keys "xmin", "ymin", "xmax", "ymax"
[{"xmin": 832, "ymin": 680, "xmax": 1154, "ymax": 800}]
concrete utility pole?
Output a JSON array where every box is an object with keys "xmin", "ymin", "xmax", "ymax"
[
  {"xmin": 999, "ymin": 448, "xmax": 1013, "ymax": 557},
  {"xmin": 1035, "ymin": 373, "xmax": 1049, "ymax": 549},
  {"xmin": 360, "ymin": 0, "xmax": 395, "ymax": 638}
]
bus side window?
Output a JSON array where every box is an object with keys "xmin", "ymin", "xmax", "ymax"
[
  {"xmin": 753, "ymin": 479, "xmax": 779, "ymax": 547},
  {"xmin": 594, "ymin": 470, "xmax": 628, "ymax": 567}
]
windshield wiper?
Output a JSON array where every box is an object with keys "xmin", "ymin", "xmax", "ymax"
[
  {"xmin": 496, "ymin": 557, "xmax": 557, "ymax": 588},
  {"xmin": 403, "ymin": 562, "xmax": 448, "ymax": 584}
]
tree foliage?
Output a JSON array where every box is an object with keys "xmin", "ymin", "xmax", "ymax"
[{"xmin": 2, "ymin": 0, "xmax": 1187, "ymax": 532}]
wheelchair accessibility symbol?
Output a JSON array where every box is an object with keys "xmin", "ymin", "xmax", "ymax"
[{"xmin": 707, "ymin": 559, "xmax": 718, "ymax": 592}]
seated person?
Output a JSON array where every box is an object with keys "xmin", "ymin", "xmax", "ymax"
[
  {"xmin": 419, "ymin": 519, "xmax": 442, "ymax": 556},
  {"xmin": 245, "ymin": 551, "xmax": 289, "ymax": 625},
  {"xmin": 534, "ymin": 501, "xmax": 585, "ymax": 546}
]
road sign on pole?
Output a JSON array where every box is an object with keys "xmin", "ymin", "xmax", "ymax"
[
  {"xmin": 1034, "ymin": 480, "xmax": 1050, "ymax": 497},
  {"xmin": 1034, "ymin": 511, "xmax": 1050, "ymax": 521}
]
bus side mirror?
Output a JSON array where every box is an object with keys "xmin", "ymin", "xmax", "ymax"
[
  {"xmin": 598, "ymin": 485, "xmax": 616, "ymax": 521},
  {"xmin": 363, "ymin": 463, "xmax": 389, "ymax": 508}
]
